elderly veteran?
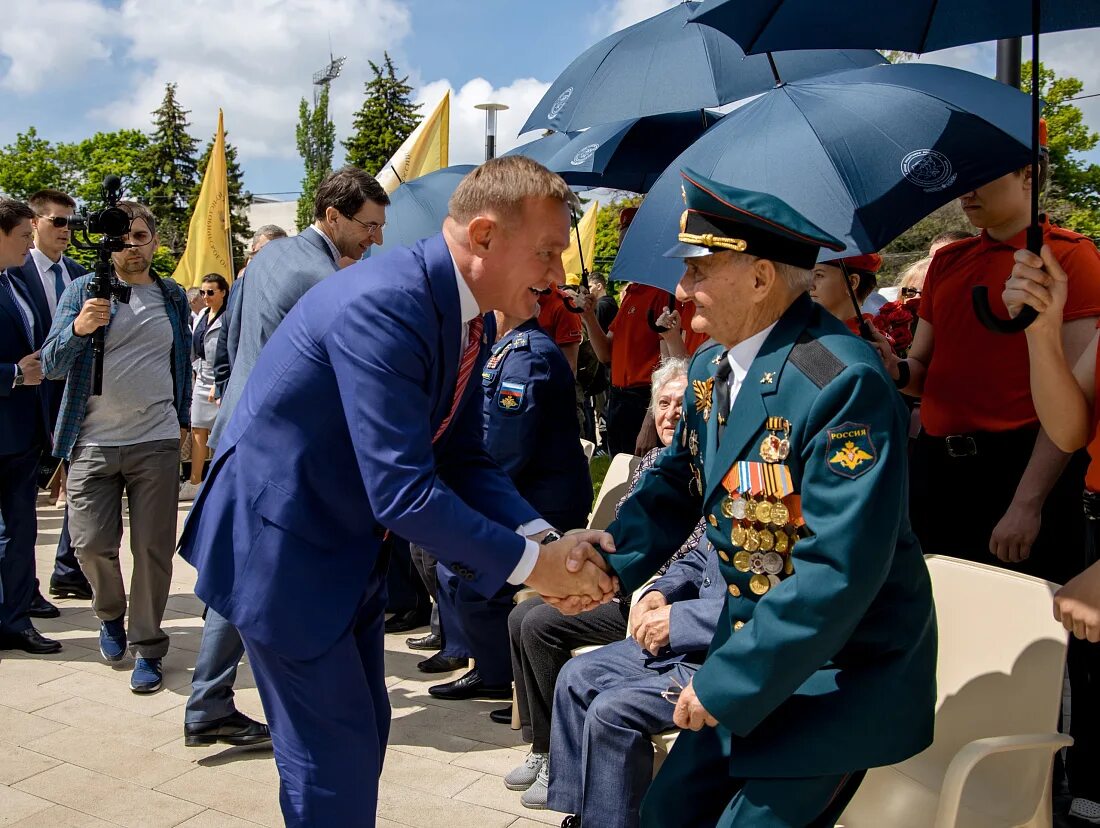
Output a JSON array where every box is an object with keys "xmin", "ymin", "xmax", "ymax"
[{"xmin": 591, "ymin": 169, "xmax": 937, "ymax": 828}]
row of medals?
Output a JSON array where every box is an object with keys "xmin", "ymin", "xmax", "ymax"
[{"xmin": 718, "ymin": 494, "xmax": 798, "ymax": 597}]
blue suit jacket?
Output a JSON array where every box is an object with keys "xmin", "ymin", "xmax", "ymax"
[
  {"xmin": 210, "ymin": 227, "xmax": 337, "ymax": 448},
  {"xmin": 6, "ymin": 254, "xmax": 86, "ymax": 430},
  {"xmin": 179, "ymin": 233, "xmax": 539, "ymax": 660},
  {"xmin": 0, "ymin": 271, "xmax": 49, "ymax": 455}
]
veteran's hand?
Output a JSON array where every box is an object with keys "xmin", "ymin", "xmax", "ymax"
[
  {"xmin": 1054, "ymin": 561, "xmax": 1100, "ymax": 642},
  {"xmin": 673, "ymin": 679, "xmax": 717, "ymax": 731},
  {"xmin": 527, "ymin": 534, "xmax": 618, "ymax": 615},
  {"xmin": 990, "ymin": 500, "xmax": 1040, "ymax": 563},
  {"xmin": 1003, "ymin": 245, "xmax": 1068, "ymax": 336},
  {"xmin": 628, "ymin": 589, "xmax": 667, "ymax": 638},
  {"xmin": 635, "ymin": 604, "xmax": 672, "ymax": 655}
]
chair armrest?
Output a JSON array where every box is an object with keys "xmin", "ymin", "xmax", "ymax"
[{"xmin": 933, "ymin": 732, "xmax": 1074, "ymax": 828}]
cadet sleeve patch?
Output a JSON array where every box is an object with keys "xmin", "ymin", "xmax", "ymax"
[
  {"xmin": 825, "ymin": 422, "xmax": 877, "ymax": 479},
  {"xmin": 497, "ymin": 381, "xmax": 526, "ymax": 412}
]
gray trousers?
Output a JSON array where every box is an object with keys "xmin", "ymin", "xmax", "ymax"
[
  {"xmin": 66, "ymin": 439, "xmax": 179, "ymax": 658},
  {"xmin": 185, "ymin": 606, "xmax": 246, "ymax": 723},
  {"xmin": 410, "ymin": 543, "xmax": 441, "ymax": 637}
]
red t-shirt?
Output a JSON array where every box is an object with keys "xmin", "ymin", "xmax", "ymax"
[
  {"xmin": 1087, "ymin": 321, "xmax": 1100, "ymax": 493},
  {"xmin": 920, "ymin": 221, "xmax": 1100, "ymax": 436},
  {"xmin": 537, "ymin": 289, "xmax": 583, "ymax": 347},
  {"xmin": 678, "ymin": 300, "xmax": 710, "ymax": 355},
  {"xmin": 610, "ymin": 283, "xmax": 673, "ymax": 387}
]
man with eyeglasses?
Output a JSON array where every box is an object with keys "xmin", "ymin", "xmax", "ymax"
[
  {"xmin": 180, "ymin": 168, "xmax": 387, "ymax": 751},
  {"xmin": 5, "ymin": 189, "xmax": 94, "ymax": 611},
  {"xmin": 41, "ymin": 201, "xmax": 192, "ymax": 695}
]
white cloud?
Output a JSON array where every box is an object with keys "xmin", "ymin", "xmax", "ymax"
[
  {"xmin": 591, "ymin": 0, "xmax": 679, "ymax": 35},
  {"xmin": 0, "ymin": 0, "xmax": 116, "ymax": 93}
]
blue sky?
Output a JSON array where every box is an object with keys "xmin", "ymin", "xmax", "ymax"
[{"xmin": 2, "ymin": 0, "xmax": 1098, "ymax": 201}]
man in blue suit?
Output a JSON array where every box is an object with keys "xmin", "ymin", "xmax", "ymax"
[
  {"xmin": 184, "ymin": 170, "xmax": 387, "ymax": 749},
  {"xmin": 179, "ymin": 156, "xmax": 617, "ymax": 826},
  {"xmin": 0, "ymin": 198, "xmax": 62, "ymax": 655},
  {"xmin": 7, "ymin": 189, "xmax": 92, "ymax": 607}
]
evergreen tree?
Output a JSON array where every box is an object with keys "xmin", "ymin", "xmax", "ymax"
[
  {"xmin": 140, "ymin": 83, "xmax": 199, "ymax": 255},
  {"xmin": 190, "ymin": 131, "xmax": 252, "ymax": 268},
  {"xmin": 296, "ymin": 85, "xmax": 337, "ymax": 231},
  {"xmin": 343, "ymin": 52, "xmax": 421, "ymax": 176}
]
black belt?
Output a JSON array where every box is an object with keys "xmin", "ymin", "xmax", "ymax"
[{"xmin": 919, "ymin": 427, "xmax": 1039, "ymax": 459}]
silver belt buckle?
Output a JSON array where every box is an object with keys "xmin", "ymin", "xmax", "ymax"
[{"xmin": 945, "ymin": 435, "xmax": 977, "ymax": 458}]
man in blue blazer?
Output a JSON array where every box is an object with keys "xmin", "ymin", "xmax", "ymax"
[
  {"xmin": 179, "ymin": 157, "xmax": 617, "ymax": 826},
  {"xmin": 7, "ymin": 189, "xmax": 92, "ymax": 606},
  {"xmin": 0, "ymin": 198, "xmax": 62, "ymax": 655}
]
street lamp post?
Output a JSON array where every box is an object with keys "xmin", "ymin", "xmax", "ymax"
[{"xmin": 474, "ymin": 102, "xmax": 510, "ymax": 161}]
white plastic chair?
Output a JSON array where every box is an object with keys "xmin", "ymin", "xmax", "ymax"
[
  {"xmin": 580, "ymin": 438, "xmax": 595, "ymax": 463},
  {"xmin": 839, "ymin": 555, "xmax": 1071, "ymax": 828},
  {"xmin": 588, "ymin": 453, "xmax": 640, "ymax": 531}
]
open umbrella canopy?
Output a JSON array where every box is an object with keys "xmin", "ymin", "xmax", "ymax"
[
  {"xmin": 690, "ymin": 0, "xmax": 1100, "ymax": 54},
  {"xmin": 370, "ymin": 165, "xmax": 475, "ymax": 255},
  {"xmin": 520, "ymin": 1, "xmax": 884, "ymax": 135},
  {"xmin": 504, "ymin": 131, "xmax": 574, "ymax": 165},
  {"xmin": 611, "ymin": 63, "xmax": 1033, "ymax": 293}
]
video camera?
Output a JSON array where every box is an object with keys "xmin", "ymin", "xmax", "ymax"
[{"xmin": 68, "ymin": 174, "xmax": 134, "ymax": 395}]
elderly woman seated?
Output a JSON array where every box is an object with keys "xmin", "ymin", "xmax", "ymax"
[{"xmin": 502, "ymin": 357, "xmax": 704, "ymax": 810}]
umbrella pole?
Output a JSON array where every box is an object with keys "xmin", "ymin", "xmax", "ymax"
[
  {"xmin": 840, "ymin": 262, "xmax": 874, "ymax": 341},
  {"xmin": 1027, "ymin": 0, "xmax": 1043, "ymax": 255},
  {"xmin": 561, "ymin": 205, "xmax": 588, "ymax": 314},
  {"xmin": 766, "ymin": 52, "xmax": 783, "ymax": 86}
]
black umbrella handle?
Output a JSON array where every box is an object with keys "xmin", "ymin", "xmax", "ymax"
[{"xmin": 561, "ymin": 206, "xmax": 589, "ymax": 314}]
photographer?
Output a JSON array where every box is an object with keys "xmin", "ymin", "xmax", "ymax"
[{"xmin": 41, "ymin": 201, "xmax": 192, "ymax": 695}]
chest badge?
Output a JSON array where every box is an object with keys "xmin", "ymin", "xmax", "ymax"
[
  {"xmin": 759, "ymin": 416, "xmax": 791, "ymax": 464},
  {"xmin": 693, "ymin": 378, "xmax": 714, "ymax": 421},
  {"xmin": 760, "ymin": 372, "xmax": 775, "ymax": 385}
]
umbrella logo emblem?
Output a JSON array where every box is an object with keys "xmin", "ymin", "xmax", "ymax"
[
  {"xmin": 571, "ymin": 144, "xmax": 601, "ymax": 165},
  {"xmin": 549, "ymin": 87, "xmax": 573, "ymax": 120},
  {"xmin": 901, "ymin": 149, "xmax": 957, "ymax": 193}
]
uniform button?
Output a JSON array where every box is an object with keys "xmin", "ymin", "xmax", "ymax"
[
  {"xmin": 718, "ymin": 550, "xmax": 730, "ymax": 563},
  {"xmin": 708, "ymin": 514, "xmax": 718, "ymax": 527},
  {"xmin": 464, "ymin": 573, "xmax": 474, "ymax": 580},
  {"xmin": 728, "ymin": 584, "xmax": 740, "ymax": 598},
  {"xmin": 733, "ymin": 620, "xmax": 745, "ymax": 631}
]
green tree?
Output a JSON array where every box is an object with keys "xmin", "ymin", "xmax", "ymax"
[
  {"xmin": 296, "ymin": 85, "xmax": 337, "ymax": 231},
  {"xmin": 0, "ymin": 128, "xmax": 76, "ymax": 199},
  {"xmin": 190, "ymin": 130, "xmax": 252, "ymax": 268},
  {"xmin": 343, "ymin": 52, "xmax": 421, "ymax": 176},
  {"xmin": 593, "ymin": 197, "xmax": 641, "ymax": 278},
  {"xmin": 140, "ymin": 82, "xmax": 199, "ymax": 256},
  {"xmin": 64, "ymin": 129, "xmax": 150, "ymax": 204}
]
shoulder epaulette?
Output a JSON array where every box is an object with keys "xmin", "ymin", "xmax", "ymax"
[{"xmin": 789, "ymin": 331, "xmax": 846, "ymax": 389}]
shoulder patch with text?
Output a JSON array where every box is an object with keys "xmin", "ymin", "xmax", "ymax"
[{"xmin": 825, "ymin": 423, "xmax": 877, "ymax": 479}]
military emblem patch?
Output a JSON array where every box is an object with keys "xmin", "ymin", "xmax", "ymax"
[
  {"xmin": 497, "ymin": 381, "xmax": 526, "ymax": 412},
  {"xmin": 825, "ymin": 423, "xmax": 876, "ymax": 479},
  {"xmin": 693, "ymin": 378, "xmax": 714, "ymax": 420}
]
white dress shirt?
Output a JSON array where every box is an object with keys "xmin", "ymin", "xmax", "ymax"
[
  {"xmin": 450, "ymin": 254, "xmax": 549, "ymax": 584},
  {"xmin": 723, "ymin": 322, "xmax": 779, "ymax": 416},
  {"xmin": 30, "ymin": 247, "xmax": 71, "ymax": 319}
]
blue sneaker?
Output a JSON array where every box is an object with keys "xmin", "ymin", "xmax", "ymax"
[
  {"xmin": 130, "ymin": 657, "xmax": 162, "ymax": 694},
  {"xmin": 99, "ymin": 615, "xmax": 126, "ymax": 662}
]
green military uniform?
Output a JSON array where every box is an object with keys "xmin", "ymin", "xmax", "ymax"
[{"xmin": 603, "ymin": 170, "xmax": 938, "ymax": 828}]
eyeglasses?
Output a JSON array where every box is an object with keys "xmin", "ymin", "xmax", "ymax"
[
  {"xmin": 39, "ymin": 216, "xmax": 71, "ymax": 228},
  {"xmin": 660, "ymin": 674, "xmax": 685, "ymax": 705},
  {"xmin": 900, "ymin": 287, "xmax": 922, "ymax": 298},
  {"xmin": 341, "ymin": 212, "xmax": 384, "ymax": 236},
  {"xmin": 199, "ymin": 289, "xmax": 218, "ymax": 296}
]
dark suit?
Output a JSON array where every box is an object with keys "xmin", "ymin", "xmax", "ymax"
[
  {"xmin": 7, "ymin": 253, "xmax": 88, "ymax": 591},
  {"xmin": 0, "ymin": 270, "xmax": 49, "ymax": 634},
  {"xmin": 179, "ymin": 233, "xmax": 540, "ymax": 826}
]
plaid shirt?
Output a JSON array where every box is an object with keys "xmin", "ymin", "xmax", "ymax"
[{"xmin": 41, "ymin": 272, "xmax": 192, "ymax": 460}]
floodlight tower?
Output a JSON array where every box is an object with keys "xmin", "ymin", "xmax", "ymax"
[{"xmin": 313, "ymin": 52, "xmax": 347, "ymax": 106}]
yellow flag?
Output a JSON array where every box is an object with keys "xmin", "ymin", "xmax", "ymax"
[
  {"xmin": 376, "ymin": 92, "xmax": 450, "ymax": 194},
  {"xmin": 562, "ymin": 200, "xmax": 598, "ymax": 286},
  {"xmin": 173, "ymin": 109, "xmax": 232, "ymax": 287}
]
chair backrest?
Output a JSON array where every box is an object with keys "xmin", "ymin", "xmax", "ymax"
[
  {"xmin": 847, "ymin": 555, "xmax": 1067, "ymax": 827},
  {"xmin": 580, "ymin": 439, "xmax": 595, "ymax": 463},
  {"xmin": 587, "ymin": 453, "xmax": 641, "ymax": 531}
]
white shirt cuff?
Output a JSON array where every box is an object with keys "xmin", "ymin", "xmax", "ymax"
[
  {"xmin": 517, "ymin": 519, "xmax": 553, "ymax": 538},
  {"xmin": 507, "ymin": 540, "xmax": 542, "ymax": 585}
]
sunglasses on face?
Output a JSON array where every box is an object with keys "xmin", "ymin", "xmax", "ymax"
[
  {"xmin": 900, "ymin": 287, "xmax": 922, "ymax": 298},
  {"xmin": 39, "ymin": 216, "xmax": 71, "ymax": 228},
  {"xmin": 200, "ymin": 289, "xmax": 219, "ymax": 296}
]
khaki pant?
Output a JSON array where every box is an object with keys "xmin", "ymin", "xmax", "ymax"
[{"xmin": 66, "ymin": 439, "xmax": 179, "ymax": 658}]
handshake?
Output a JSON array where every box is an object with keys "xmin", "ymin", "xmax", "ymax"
[{"xmin": 525, "ymin": 530, "xmax": 619, "ymax": 615}]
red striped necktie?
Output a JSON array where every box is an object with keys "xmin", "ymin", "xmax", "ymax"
[{"xmin": 434, "ymin": 315, "xmax": 484, "ymax": 442}]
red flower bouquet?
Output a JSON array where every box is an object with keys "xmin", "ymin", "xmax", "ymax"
[{"xmin": 871, "ymin": 297, "xmax": 920, "ymax": 356}]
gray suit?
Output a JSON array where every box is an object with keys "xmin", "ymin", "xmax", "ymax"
[
  {"xmin": 547, "ymin": 539, "xmax": 725, "ymax": 828},
  {"xmin": 187, "ymin": 226, "xmax": 336, "ymax": 726},
  {"xmin": 211, "ymin": 226, "xmax": 338, "ymax": 448}
]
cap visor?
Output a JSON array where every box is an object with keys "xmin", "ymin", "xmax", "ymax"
[{"xmin": 663, "ymin": 241, "xmax": 715, "ymax": 259}]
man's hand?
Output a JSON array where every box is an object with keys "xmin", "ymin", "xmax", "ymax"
[
  {"xmin": 527, "ymin": 532, "xmax": 618, "ymax": 615},
  {"xmin": 1054, "ymin": 561, "xmax": 1100, "ymax": 642},
  {"xmin": 17, "ymin": 351, "xmax": 43, "ymax": 385},
  {"xmin": 673, "ymin": 679, "xmax": 717, "ymax": 731},
  {"xmin": 634, "ymin": 604, "xmax": 672, "ymax": 655},
  {"xmin": 73, "ymin": 298, "xmax": 111, "ymax": 336},
  {"xmin": 656, "ymin": 308, "xmax": 682, "ymax": 341},
  {"xmin": 628, "ymin": 589, "xmax": 667, "ymax": 637},
  {"xmin": 1003, "ymin": 246, "xmax": 1068, "ymax": 333},
  {"xmin": 990, "ymin": 500, "xmax": 1041, "ymax": 563}
]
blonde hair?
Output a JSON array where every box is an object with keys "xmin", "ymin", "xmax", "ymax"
[
  {"xmin": 900, "ymin": 257, "xmax": 932, "ymax": 293},
  {"xmin": 448, "ymin": 156, "xmax": 578, "ymax": 225}
]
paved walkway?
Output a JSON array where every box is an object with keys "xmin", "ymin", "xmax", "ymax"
[{"xmin": 0, "ymin": 494, "xmax": 567, "ymax": 828}]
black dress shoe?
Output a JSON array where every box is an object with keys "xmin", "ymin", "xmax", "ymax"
[
  {"xmin": 406, "ymin": 632, "xmax": 442, "ymax": 651},
  {"xmin": 428, "ymin": 668, "xmax": 511, "ymax": 700},
  {"xmin": 385, "ymin": 608, "xmax": 431, "ymax": 634},
  {"xmin": 28, "ymin": 592, "xmax": 60, "ymax": 619},
  {"xmin": 489, "ymin": 706, "xmax": 513, "ymax": 725},
  {"xmin": 416, "ymin": 653, "xmax": 469, "ymax": 674},
  {"xmin": 561, "ymin": 816, "xmax": 580, "ymax": 828},
  {"xmin": 0, "ymin": 627, "xmax": 62, "ymax": 654},
  {"xmin": 49, "ymin": 578, "xmax": 93, "ymax": 600},
  {"xmin": 184, "ymin": 711, "xmax": 271, "ymax": 747}
]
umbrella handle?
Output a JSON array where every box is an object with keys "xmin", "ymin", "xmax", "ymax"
[
  {"xmin": 561, "ymin": 205, "xmax": 590, "ymax": 314},
  {"xmin": 972, "ymin": 222, "xmax": 1043, "ymax": 333}
]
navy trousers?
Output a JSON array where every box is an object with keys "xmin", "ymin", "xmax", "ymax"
[
  {"xmin": 242, "ymin": 577, "xmax": 390, "ymax": 827},
  {"xmin": 547, "ymin": 637, "xmax": 698, "ymax": 828},
  {"xmin": 436, "ymin": 562, "xmax": 518, "ymax": 685},
  {"xmin": 641, "ymin": 725, "xmax": 865, "ymax": 828},
  {"xmin": 185, "ymin": 606, "xmax": 246, "ymax": 724},
  {"xmin": 0, "ymin": 447, "xmax": 39, "ymax": 634}
]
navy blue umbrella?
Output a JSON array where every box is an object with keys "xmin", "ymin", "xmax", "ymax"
[
  {"xmin": 611, "ymin": 63, "xmax": 1032, "ymax": 293},
  {"xmin": 370, "ymin": 165, "xmax": 475, "ymax": 256},
  {"xmin": 690, "ymin": 0, "xmax": 1100, "ymax": 331},
  {"xmin": 520, "ymin": 1, "xmax": 884, "ymax": 135},
  {"xmin": 504, "ymin": 131, "xmax": 574, "ymax": 165}
]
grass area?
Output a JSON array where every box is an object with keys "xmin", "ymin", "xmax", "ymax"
[{"xmin": 590, "ymin": 454, "xmax": 611, "ymax": 499}]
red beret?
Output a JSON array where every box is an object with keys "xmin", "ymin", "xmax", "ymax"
[{"xmin": 836, "ymin": 253, "xmax": 883, "ymax": 274}]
